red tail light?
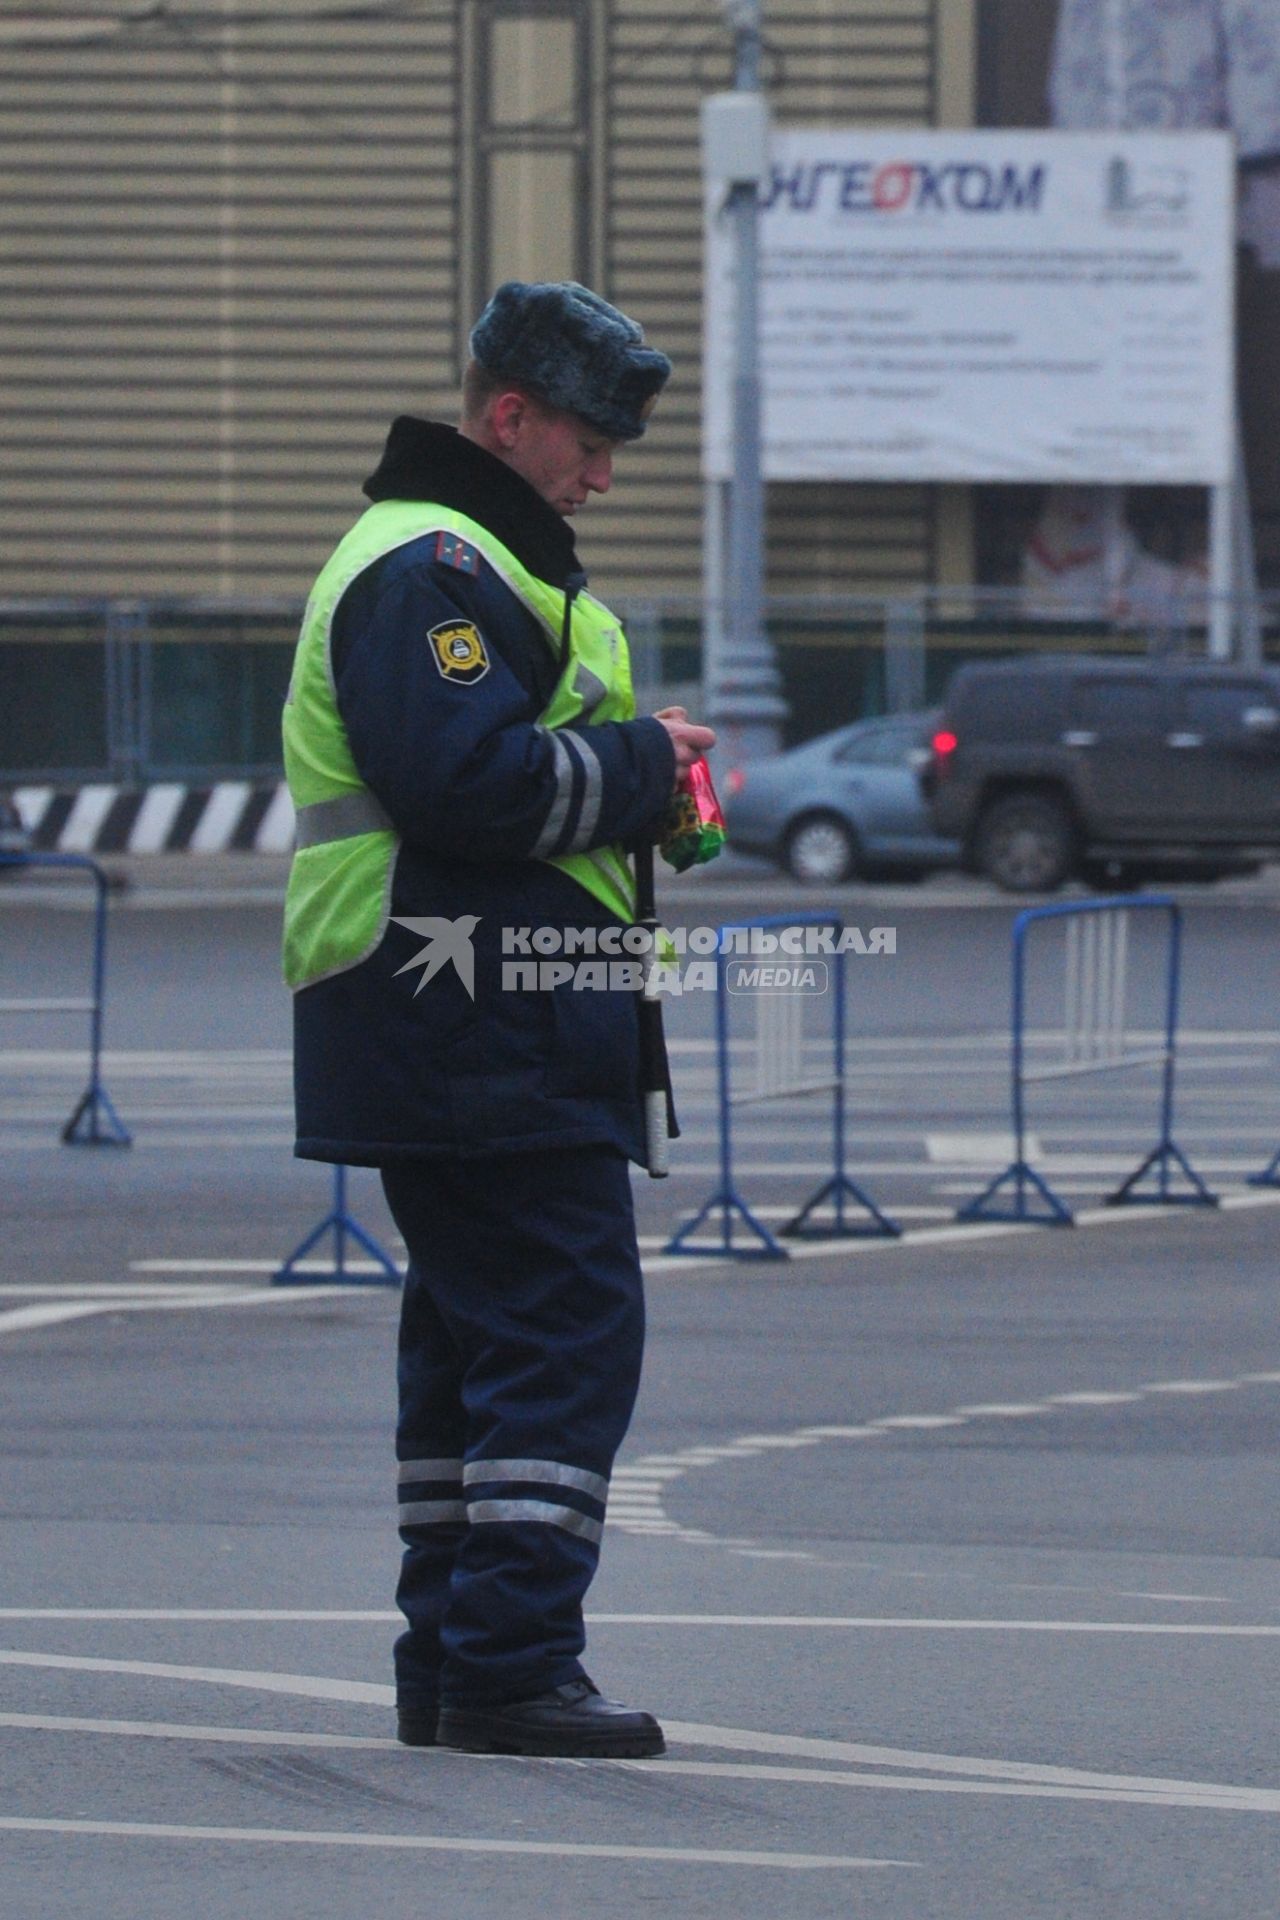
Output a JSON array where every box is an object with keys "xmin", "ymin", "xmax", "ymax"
[{"xmin": 931, "ymin": 729, "xmax": 957, "ymax": 758}]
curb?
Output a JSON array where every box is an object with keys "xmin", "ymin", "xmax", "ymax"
[{"xmin": 12, "ymin": 783, "xmax": 294, "ymax": 855}]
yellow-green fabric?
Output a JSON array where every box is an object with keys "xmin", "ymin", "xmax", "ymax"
[{"xmin": 282, "ymin": 501, "xmax": 636, "ymax": 991}]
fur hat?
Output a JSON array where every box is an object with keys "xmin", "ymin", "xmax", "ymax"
[{"xmin": 469, "ymin": 281, "xmax": 671, "ymax": 440}]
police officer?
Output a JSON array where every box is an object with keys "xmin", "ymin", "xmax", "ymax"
[{"xmin": 282, "ymin": 282, "xmax": 714, "ymax": 1758}]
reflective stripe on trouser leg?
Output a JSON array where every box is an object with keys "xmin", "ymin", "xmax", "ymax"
[
  {"xmin": 381, "ymin": 1145, "xmax": 644, "ymax": 1706},
  {"xmin": 391, "ymin": 1272, "xmax": 468, "ymax": 1711}
]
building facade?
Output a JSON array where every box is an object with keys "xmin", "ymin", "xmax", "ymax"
[{"xmin": 1, "ymin": 0, "xmax": 975, "ymax": 614}]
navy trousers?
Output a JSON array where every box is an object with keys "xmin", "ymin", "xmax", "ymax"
[{"xmin": 380, "ymin": 1145, "xmax": 645, "ymax": 1709}]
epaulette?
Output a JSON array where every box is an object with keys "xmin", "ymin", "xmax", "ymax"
[{"xmin": 434, "ymin": 531, "xmax": 482, "ymax": 575}]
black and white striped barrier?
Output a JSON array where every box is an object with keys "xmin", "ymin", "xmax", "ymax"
[{"xmin": 12, "ymin": 783, "xmax": 295, "ymax": 855}]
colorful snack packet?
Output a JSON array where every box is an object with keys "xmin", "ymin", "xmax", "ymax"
[{"xmin": 658, "ymin": 755, "xmax": 728, "ymax": 871}]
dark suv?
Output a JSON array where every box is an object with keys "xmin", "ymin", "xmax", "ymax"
[{"xmin": 922, "ymin": 655, "xmax": 1280, "ymax": 892}]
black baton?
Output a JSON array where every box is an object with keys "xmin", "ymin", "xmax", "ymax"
[{"xmin": 634, "ymin": 835, "xmax": 676, "ymax": 1178}]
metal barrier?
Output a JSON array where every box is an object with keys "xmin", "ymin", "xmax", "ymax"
[
  {"xmin": 0, "ymin": 851, "xmax": 131, "ymax": 1145},
  {"xmin": 273, "ymin": 1164, "xmax": 401, "ymax": 1287},
  {"xmin": 1248, "ymin": 1145, "xmax": 1280, "ymax": 1188},
  {"xmin": 956, "ymin": 896, "xmax": 1216, "ymax": 1226},
  {"xmin": 665, "ymin": 915, "xmax": 899, "ymax": 1259}
]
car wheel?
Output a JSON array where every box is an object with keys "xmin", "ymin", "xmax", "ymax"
[
  {"xmin": 783, "ymin": 814, "xmax": 859, "ymax": 884},
  {"xmin": 975, "ymin": 793, "xmax": 1074, "ymax": 893}
]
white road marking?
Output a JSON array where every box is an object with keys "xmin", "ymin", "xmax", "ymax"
[
  {"xmin": 4, "ymin": 1697, "xmax": 1275, "ymax": 1819},
  {"xmin": 0, "ymin": 1303, "xmax": 141, "ymax": 1336},
  {"xmin": 3, "ymin": 1712, "xmax": 1274, "ymax": 1814},
  {"xmin": 0, "ymin": 1604, "xmax": 1255, "ymax": 1627},
  {"xmin": 925, "ymin": 1132, "xmax": 1042, "ymax": 1163},
  {"xmin": 0, "ymin": 1609, "xmax": 400, "ymax": 1622},
  {"xmin": 130, "ymin": 1260, "xmax": 395, "ymax": 1276},
  {"xmin": 1046, "ymin": 1392, "xmax": 1145, "ymax": 1406},
  {"xmin": 0, "ymin": 1285, "xmax": 373, "ymax": 1337},
  {"xmin": 1139, "ymin": 1379, "xmax": 1238, "ymax": 1394},
  {"xmin": 797, "ymin": 1425, "xmax": 891, "ymax": 1439},
  {"xmin": 641, "ymin": 1189, "xmax": 1280, "ymax": 1276},
  {"xmin": 648, "ymin": 1760, "xmax": 1280, "ymax": 1814},
  {"xmin": 870, "ymin": 1415, "xmax": 968, "ymax": 1430},
  {"xmin": 0, "ymin": 1711, "xmax": 399, "ymax": 1747},
  {"xmin": 0, "ymin": 1651, "xmax": 392, "ymax": 1703},
  {"xmin": 0, "ymin": 1284, "xmax": 259, "ymax": 1298},
  {"xmin": 593, "ymin": 1616, "xmax": 1280, "ymax": 1637},
  {"xmin": 660, "ymin": 1720, "xmax": 1280, "ymax": 1808},
  {"xmin": 605, "ymin": 1364, "xmax": 1280, "ymax": 1538},
  {"xmin": 728, "ymin": 1549, "xmax": 817, "ymax": 1561},
  {"xmin": 951, "ymin": 1403, "xmax": 1048, "ymax": 1418},
  {"xmin": 0, "ymin": 1816, "xmax": 906, "ymax": 1871}
]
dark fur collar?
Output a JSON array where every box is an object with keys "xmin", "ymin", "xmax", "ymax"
[{"xmin": 363, "ymin": 416, "xmax": 581, "ymax": 587}]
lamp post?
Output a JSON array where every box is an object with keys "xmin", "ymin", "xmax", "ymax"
[{"xmin": 702, "ymin": 0, "xmax": 787, "ymax": 766}]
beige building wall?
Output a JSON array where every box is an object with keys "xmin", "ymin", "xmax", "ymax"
[{"xmin": 0, "ymin": 0, "xmax": 973, "ymax": 605}]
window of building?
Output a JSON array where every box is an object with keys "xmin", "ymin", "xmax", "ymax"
[{"xmin": 464, "ymin": 2, "xmax": 596, "ymax": 331}]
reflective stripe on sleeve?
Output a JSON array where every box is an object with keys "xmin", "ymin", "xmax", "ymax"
[
  {"xmin": 294, "ymin": 789, "xmax": 393, "ymax": 849},
  {"xmin": 530, "ymin": 732, "xmax": 579, "ymax": 858},
  {"xmin": 556, "ymin": 729, "xmax": 604, "ymax": 852}
]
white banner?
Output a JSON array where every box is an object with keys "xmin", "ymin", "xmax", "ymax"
[{"xmin": 703, "ymin": 129, "xmax": 1235, "ymax": 486}]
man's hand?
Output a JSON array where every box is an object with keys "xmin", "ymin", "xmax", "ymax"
[{"xmin": 654, "ymin": 705, "xmax": 716, "ymax": 782}]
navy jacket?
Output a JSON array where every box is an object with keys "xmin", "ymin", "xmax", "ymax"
[{"xmin": 291, "ymin": 418, "xmax": 676, "ymax": 1166}]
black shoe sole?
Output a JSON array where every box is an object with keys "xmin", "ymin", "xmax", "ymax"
[
  {"xmin": 436, "ymin": 1711, "xmax": 665, "ymax": 1759},
  {"xmin": 396, "ymin": 1714, "xmax": 439, "ymax": 1748}
]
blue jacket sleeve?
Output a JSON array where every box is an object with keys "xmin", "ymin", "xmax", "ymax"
[{"xmin": 332, "ymin": 557, "xmax": 676, "ymax": 863}]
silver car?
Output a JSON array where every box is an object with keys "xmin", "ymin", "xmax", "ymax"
[{"xmin": 722, "ymin": 710, "xmax": 959, "ymax": 884}]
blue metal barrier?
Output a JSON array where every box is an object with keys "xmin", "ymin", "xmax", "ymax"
[
  {"xmin": 273, "ymin": 1164, "xmax": 402, "ymax": 1287},
  {"xmin": 664, "ymin": 914, "xmax": 899, "ymax": 1259},
  {"xmin": 956, "ymin": 896, "xmax": 1216, "ymax": 1226},
  {"xmin": 1247, "ymin": 1145, "xmax": 1280, "ymax": 1188},
  {"xmin": 0, "ymin": 850, "xmax": 131, "ymax": 1145}
]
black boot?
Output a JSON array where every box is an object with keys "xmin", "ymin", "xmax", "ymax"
[
  {"xmin": 395, "ymin": 1705, "xmax": 439, "ymax": 1747},
  {"xmin": 436, "ymin": 1677, "xmax": 664, "ymax": 1758}
]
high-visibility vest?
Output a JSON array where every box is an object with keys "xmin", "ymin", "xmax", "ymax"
[{"xmin": 282, "ymin": 500, "xmax": 638, "ymax": 991}]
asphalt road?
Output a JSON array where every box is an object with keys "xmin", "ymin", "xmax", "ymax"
[{"xmin": 1, "ymin": 858, "xmax": 1278, "ymax": 1918}]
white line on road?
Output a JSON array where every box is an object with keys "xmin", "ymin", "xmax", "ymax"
[
  {"xmin": 1, "ymin": 1684, "xmax": 1273, "ymax": 1817},
  {"xmin": 0, "ymin": 1650, "xmax": 391, "ymax": 1702},
  {"xmin": 0, "ymin": 1815, "xmax": 907, "ymax": 1872},
  {"xmin": 0, "ymin": 1286, "xmax": 375, "ymax": 1337},
  {"xmin": 640, "ymin": 1184, "xmax": 1280, "ymax": 1276},
  {"xmin": 1, "ymin": 1609, "xmax": 1272, "ymax": 1633},
  {"xmin": 0, "ymin": 1713, "xmax": 1272, "ymax": 1816},
  {"xmin": 130, "ymin": 1260, "xmax": 397, "ymax": 1276},
  {"xmin": 601, "ymin": 1360, "xmax": 1280, "ymax": 1539},
  {"xmin": 0, "ymin": 1609, "xmax": 400, "ymax": 1622},
  {"xmin": 658, "ymin": 1720, "xmax": 1280, "ymax": 1808},
  {"xmin": 645, "ymin": 1759, "xmax": 1280, "ymax": 1814},
  {"xmin": 0, "ymin": 1303, "xmax": 144, "ymax": 1336},
  {"xmin": 595, "ymin": 1616, "xmax": 1280, "ymax": 1637}
]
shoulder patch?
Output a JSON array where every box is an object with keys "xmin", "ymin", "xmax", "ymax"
[
  {"xmin": 428, "ymin": 619, "xmax": 490, "ymax": 684},
  {"xmin": 434, "ymin": 531, "xmax": 481, "ymax": 575}
]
